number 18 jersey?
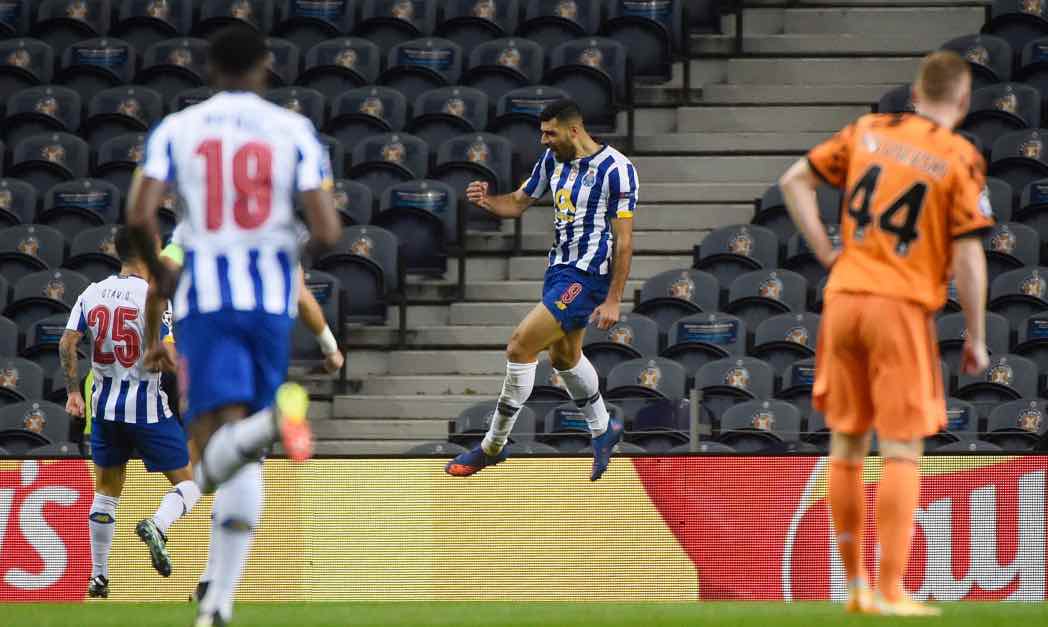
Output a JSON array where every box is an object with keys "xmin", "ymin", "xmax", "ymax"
[
  {"xmin": 807, "ymin": 113, "xmax": 995, "ymax": 312},
  {"xmin": 140, "ymin": 91, "xmax": 333, "ymax": 322}
]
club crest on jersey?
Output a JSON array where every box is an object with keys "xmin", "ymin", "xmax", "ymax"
[
  {"xmin": 23, "ymin": 404, "xmax": 46, "ymax": 433},
  {"xmin": 443, "ymin": 97, "xmax": 466, "ymax": 117},
  {"xmin": 987, "ymin": 359, "xmax": 1014, "ymax": 386},
  {"xmin": 728, "ymin": 228, "xmax": 753, "ymax": 256},
  {"xmin": 578, "ymin": 46, "xmax": 603, "ymax": 69},
  {"xmin": 147, "ymin": 0, "xmax": 171, "ymax": 19},
  {"xmin": 555, "ymin": 0, "xmax": 578, "ymax": 19},
  {"xmin": 6, "ymin": 48, "xmax": 31, "ymax": 68},
  {"xmin": 724, "ymin": 364, "xmax": 750, "ymax": 390},
  {"xmin": 1022, "ymin": 0, "xmax": 1044, "ymax": 15},
  {"xmin": 168, "ymin": 47, "xmax": 193, "ymax": 66},
  {"xmin": 669, "ymin": 272, "xmax": 695, "ymax": 300},
  {"xmin": 555, "ymin": 282, "xmax": 582, "ymax": 310},
  {"xmin": 497, "ymin": 46, "xmax": 521, "ymax": 68},
  {"xmin": 1021, "ymin": 272, "xmax": 1046, "ymax": 298},
  {"xmin": 391, "ymin": 0, "xmax": 414, "ymax": 20},
  {"xmin": 1018, "ymin": 404, "xmax": 1043, "ymax": 432},
  {"xmin": 381, "ymin": 140, "xmax": 405, "ymax": 163},
  {"xmin": 995, "ymin": 88, "xmax": 1018, "ymax": 115},
  {"xmin": 608, "ymin": 323, "xmax": 634, "ymax": 346},
  {"xmin": 990, "ymin": 226, "xmax": 1016, "ymax": 254},
  {"xmin": 34, "ymin": 96, "xmax": 59, "ymax": 117},
  {"xmin": 66, "ymin": 0, "xmax": 88, "ymax": 19},
  {"xmin": 0, "ymin": 189, "xmax": 11, "ymax": 210},
  {"xmin": 965, "ymin": 45, "xmax": 990, "ymax": 67},
  {"xmin": 41, "ymin": 143, "xmax": 66, "ymax": 165},
  {"xmin": 44, "ymin": 276, "xmax": 66, "ymax": 301},
  {"xmin": 751, "ymin": 406, "xmax": 776, "ymax": 431},
  {"xmin": 467, "ymin": 139, "xmax": 489, "ymax": 163},
  {"xmin": 231, "ymin": 0, "xmax": 254, "ymax": 20},
  {"xmin": 0, "ymin": 366, "xmax": 18, "ymax": 389},
  {"xmin": 472, "ymin": 0, "xmax": 496, "ymax": 18},
  {"xmin": 1020, "ymin": 134, "xmax": 1043, "ymax": 159},
  {"xmin": 581, "ymin": 167, "xmax": 597, "ymax": 187},
  {"xmin": 785, "ymin": 326, "xmax": 809, "ymax": 345},
  {"xmin": 758, "ymin": 274, "xmax": 784, "ymax": 300},
  {"xmin": 18, "ymin": 235, "xmax": 40, "ymax": 257},
  {"xmin": 335, "ymin": 48, "xmax": 358, "ymax": 69},
  {"xmin": 350, "ymin": 235, "xmax": 374, "ymax": 258},
  {"xmin": 637, "ymin": 361, "xmax": 662, "ymax": 389}
]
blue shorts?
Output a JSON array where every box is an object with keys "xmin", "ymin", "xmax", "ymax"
[
  {"xmin": 175, "ymin": 310, "xmax": 294, "ymax": 424},
  {"xmin": 91, "ymin": 418, "xmax": 189, "ymax": 472},
  {"xmin": 541, "ymin": 265, "xmax": 610, "ymax": 332}
]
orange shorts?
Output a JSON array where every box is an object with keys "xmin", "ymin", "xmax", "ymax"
[{"xmin": 813, "ymin": 291, "xmax": 946, "ymax": 441}]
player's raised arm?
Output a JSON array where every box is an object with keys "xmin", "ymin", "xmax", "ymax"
[{"xmin": 467, "ymin": 181, "xmax": 535, "ymax": 218}]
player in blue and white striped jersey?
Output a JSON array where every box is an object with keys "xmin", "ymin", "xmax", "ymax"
[
  {"xmin": 60, "ymin": 227, "xmax": 201, "ymax": 598},
  {"xmin": 446, "ymin": 99, "xmax": 638, "ymax": 482}
]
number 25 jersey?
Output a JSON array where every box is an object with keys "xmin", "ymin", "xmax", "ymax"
[{"xmin": 808, "ymin": 113, "xmax": 995, "ymax": 312}]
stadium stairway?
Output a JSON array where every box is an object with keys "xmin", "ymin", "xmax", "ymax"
[{"xmin": 316, "ymin": 0, "xmax": 986, "ymax": 454}]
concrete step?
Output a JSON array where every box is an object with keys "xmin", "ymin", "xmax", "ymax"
[
  {"xmin": 314, "ymin": 439, "xmax": 432, "ymax": 455},
  {"xmin": 346, "ymin": 324, "xmax": 514, "ymax": 348},
  {"xmin": 314, "ymin": 417, "xmax": 450, "ymax": 439},
  {"xmin": 347, "ymin": 350, "xmax": 508, "ymax": 377},
  {"xmin": 449, "ymin": 302, "xmax": 634, "ymax": 326},
  {"xmin": 519, "ymin": 203, "xmax": 752, "ymax": 232},
  {"xmin": 677, "ymin": 105, "xmax": 868, "ymax": 133},
  {"xmin": 633, "ymin": 132, "xmax": 831, "ymax": 153},
  {"xmin": 692, "ymin": 34, "xmax": 934, "ymax": 56},
  {"xmin": 509, "ymin": 255, "xmax": 693, "ymax": 280},
  {"xmin": 356, "ymin": 375, "xmax": 505, "ymax": 396},
  {"xmin": 723, "ymin": 7, "xmax": 982, "ymax": 35},
  {"xmin": 465, "ymin": 279, "xmax": 645, "ymax": 302},
  {"xmin": 308, "ymin": 401, "xmax": 332, "ymax": 421},
  {"xmin": 637, "ymin": 183, "xmax": 768, "ymax": 203},
  {"xmin": 630, "ymin": 156, "xmax": 795, "ymax": 183},
  {"xmin": 694, "ymin": 57, "xmax": 921, "ymax": 85},
  {"xmin": 698, "ymin": 83, "xmax": 890, "ymax": 105},
  {"xmin": 333, "ymin": 395, "xmax": 488, "ymax": 420},
  {"xmin": 466, "ymin": 229, "xmax": 704, "ymax": 254}
]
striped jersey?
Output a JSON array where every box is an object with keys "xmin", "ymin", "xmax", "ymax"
[
  {"xmin": 522, "ymin": 144, "xmax": 638, "ymax": 275},
  {"xmin": 66, "ymin": 275, "xmax": 174, "ymax": 424},
  {"xmin": 140, "ymin": 91, "xmax": 333, "ymax": 321}
]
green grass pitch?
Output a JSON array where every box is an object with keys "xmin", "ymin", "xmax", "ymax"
[{"xmin": 8, "ymin": 602, "xmax": 1048, "ymax": 626}]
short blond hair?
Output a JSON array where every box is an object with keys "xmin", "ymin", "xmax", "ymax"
[{"xmin": 915, "ymin": 50, "xmax": 971, "ymax": 104}]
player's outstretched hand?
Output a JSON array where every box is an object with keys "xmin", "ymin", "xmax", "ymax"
[
  {"xmin": 590, "ymin": 300, "xmax": 620, "ymax": 331},
  {"xmin": 960, "ymin": 337, "xmax": 990, "ymax": 376},
  {"xmin": 466, "ymin": 181, "xmax": 490, "ymax": 208},
  {"xmin": 65, "ymin": 391, "xmax": 85, "ymax": 418},
  {"xmin": 144, "ymin": 345, "xmax": 177, "ymax": 373},
  {"xmin": 323, "ymin": 349, "xmax": 345, "ymax": 374}
]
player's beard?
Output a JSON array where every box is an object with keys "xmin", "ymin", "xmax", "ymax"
[{"xmin": 553, "ymin": 143, "xmax": 575, "ymax": 162}]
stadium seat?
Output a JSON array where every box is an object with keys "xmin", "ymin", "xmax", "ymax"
[
  {"xmin": 318, "ymin": 133, "xmax": 346, "ymax": 179},
  {"xmin": 582, "ymin": 313, "xmax": 659, "ymax": 384},
  {"xmin": 26, "ymin": 441, "xmax": 82, "ymax": 457},
  {"xmin": 724, "ymin": 269, "xmax": 807, "ymax": 339},
  {"xmin": 329, "ymin": 179, "xmax": 375, "ymax": 225},
  {"xmin": 606, "ymin": 357, "xmax": 686, "ymax": 402},
  {"xmin": 661, "ymin": 312, "xmax": 746, "ymax": 375},
  {"xmin": 291, "ymin": 270, "xmax": 341, "ymax": 363},
  {"xmin": 876, "ymin": 83, "xmax": 913, "ymax": 113},
  {"xmin": 776, "ymin": 358, "xmax": 815, "ymax": 421},
  {"xmin": 937, "ymin": 439, "xmax": 1005, "ymax": 452},
  {"xmin": 602, "ymin": 0, "xmax": 683, "ymax": 83},
  {"xmin": 83, "ymin": 86, "xmax": 162, "ymax": 148},
  {"xmin": 490, "ymin": 85, "xmax": 569, "ymax": 182},
  {"xmin": 528, "ymin": 359, "xmax": 572, "ymax": 409},
  {"xmin": 357, "ymin": 0, "xmax": 438, "ymax": 54},
  {"xmin": 275, "ymin": 0, "xmax": 356, "ymax": 54},
  {"xmin": 170, "ymin": 86, "xmax": 218, "ymax": 112},
  {"xmin": 0, "ymin": 179, "xmax": 38, "ymax": 227},
  {"xmin": 325, "ymin": 87, "xmax": 408, "ymax": 161},
  {"xmin": 955, "ymin": 354, "xmax": 1037, "ymax": 418},
  {"xmin": 374, "ymin": 179, "xmax": 457, "ymax": 275},
  {"xmin": 407, "ymin": 87, "xmax": 489, "ymax": 154},
  {"xmin": 984, "ymin": 399, "xmax": 1048, "ymax": 451},
  {"xmin": 264, "ymin": 37, "xmax": 301, "ymax": 87},
  {"xmin": 750, "ymin": 313, "xmax": 819, "ymax": 376},
  {"xmin": 56, "ymin": 38, "xmax": 136, "ymax": 105},
  {"xmin": 65, "ymin": 225, "xmax": 122, "ymax": 283},
  {"xmin": 0, "ymin": 357, "xmax": 44, "ymax": 408},
  {"xmin": 0, "ymin": 316, "xmax": 17, "ymax": 357},
  {"xmin": 1014, "ymin": 311, "xmax": 1048, "ymax": 373},
  {"xmin": 5, "ymin": 269, "xmax": 89, "ymax": 333},
  {"xmin": 379, "ymin": 38, "xmax": 463, "ymax": 105},
  {"xmin": 435, "ymin": 0, "xmax": 520, "ymax": 58},
  {"xmin": 94, "ymin": 133, "xmax": 147, "ymax": 194},
  {"xmin": 546, "ymin": 37, "xmax": 628, "ymax": 133},
  {"xmin": 936, "ymin": 312, "xmax": 1011, "ymax": 373},
  {"xmin": 1015, "ymin": 178, "xmax": 1048, "ymax": 256},
  {"xmin": 695, "ymin": 356, "xmax": 775, "ymax": 432},
  {"xmin": 519, "ymin": 0, "xmax": 602, "ymax": 52},
  {"xmin": 1017, "ymin": 36, "xmax": 1048, "ymax": 107},
  {"xmin": 39, "ymin": 179, "xmax": 121, "ymax": 242},
  {"xmin": 297, "ymin": 39, "xmax": 380, "ymax": 101},
  {"xmin": 716, "ymin": 400, "xmax": 802, "ymax": 453},
  {"xmin": 783, "ymin": 226, "xmax": 841, "ymax": 293},
  {"xmin": 941, "ymin": 34, "xmax": 1012, "ymax": 88},
  {"xmin": 9, "ymin": 132, "xmax": 90, "ymax": 196},
  {"xmin": 0, "ymin": 39, "xmax": 54, "ymax": 96},
  {"xmin": 21, "ymin": 313, "xmax": 73, "ymax": 377},
  {"xmin": 694, "ymin": 224, "xmax": 779, "ymax": 294},
  {"xmin": 433, "ymin": 133, "xmax": 512, "ymax": 231},
  {"xmin": 0, "ymin": 400, "xmax": 72, "ymax": 453},
  {"xmin": 406, "ymin": 440, "xmax": 468, "ymax": 456},
  {"xmin": 265, "ymin": 86, "xmax": 326, "ymax": 130},
  {"xmin": 983, "ymin": 222, "xmax": 1039, "ymax": 282},
  {"xmin": 112, "ymin": 0, "xmax": 194, "ymax": 56},
  {"xmin": 633, "ymin": 269, "xmax": 719, "ymax": 351},
  {"xmin": 2, "ymin": 85, "xmax": 81, "ymax": 150},
  {"xmin": 195, "ymin": 0, "xmax": 275, "ymax": 36},
  {"xmin": 989, "ymin": 129, "xmax": 1048, "ymax": 194},
  {"xmin": 348, "ymin": 132, "xmax": 428, "ymax": 199},
  {"xmin": 668, "ymin": 441, "xmax": 736, "ymax": 454},
  {"xmin": 137, "ymin": 38, "xmax": 209, "ymax": 103},
  {"xmin": 0, "ymin": 0, "xmax": 29, "ymax": 37},
  {"xmin": 544, "ymin": 402, "xmax": 616, "ymax": 451},
  {"xmin": 936, "ymin": 397, "xmax": 978, "ymax": 440},
  {"xmin": 462, "ymin": 39, "xmax": 545, "ymax": 111},
  {"xmin": 622, "ymin": 398, "xmax": 686, "ymax": 449},
  {"xmin": 450, "ymin": 400, "xmax": 537, "ymax": 447},
  {"xmin": 31, "ymin": 0, "xmax": 111, "ymax": 55},
  {"xmin": 989, "ymin": 266, "xmax": 1048, "ymax": 331},
  {"xmin": 753, "ymin": 183, "xmax": 841, "ymax": 245},
  {"xmin": 960, "ymin": 83, "xmax": 1040, "ymax": 156},
  {"xmin": 504, "ymin": 440, "xmax": 558, "ymax": 454},
  {"xmin": 0, "ymin": 224, "xmax": 65, "ymax": 284},
  {"xmin": 985, "ymin": 0, "xmax": 1048, "ymax": 56},
  {"xmin": 802, "ymin": 409, "xmax": 830, "ymax": 451},
  {"xmin": 987, "ymin": 176, "xmax": 1014, "ymax": 222},
  {"xmin": 45, "ymin": 358, "xmax": 89, "ymax": 405},
  {"xmin": 313, "ymin": 225, "xmax": 400, "ymax": 324}
]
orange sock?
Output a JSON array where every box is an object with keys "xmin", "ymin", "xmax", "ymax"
[
  {"xmin": 829, "ymin": 458, "xmax": 867, "ymax": 585},
  {"xmin": 876, "ymin": 458, "xmax": 921, "ymax": 602}
]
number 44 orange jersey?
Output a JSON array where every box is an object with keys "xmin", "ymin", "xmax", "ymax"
[{"xmin": 807, "ymin": 112, "xmax": 996, "ymax": 312}]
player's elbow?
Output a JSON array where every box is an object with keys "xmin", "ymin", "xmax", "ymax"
[{"xmin": 779, "ymin": 159, "xmax": 816, "ymax": 192}]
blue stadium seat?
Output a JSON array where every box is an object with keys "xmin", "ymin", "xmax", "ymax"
[
  {"xmin": 0, "ymin": 224, "xmax": 65, "ymax": 284},
  {"xmin": 433, "ymin": 133, "xmax": 512, "ymax": 231},
  {"xmin": 9, "ymin": 132, "xmax": 90, "ymax": 196},
  {"xmin": 462, "ymin": 38, "xmax": 545, "ymax": 110},
  {"xmin": 961, "ymin": 83, "xmax": 1040, "ymax": 156},
  {"xmin": 137, "ymin": 38, "xmax": 209, "ymax": 103},
  {"xmin": 39, "ymin": 179, "xmax": 121, "ymax": 242},
  {"xmin": 435, "ymin": 0, "xmax": 520, "ymax": 58},
  {"xmin": 661, "ymin": 312, "xmax": 746, "ymax": 375},
  {"xmin": 490, "ymin": 85, "xmax": 570, "ymax": 183},
  {"xmin": 325, "ymin": 87, "xmax": 408, "ymax": 161},
  {"xmin": 0, "ymin": 357, "xmax": 44, "ymax": 408},
  {"xmin": 194, "ymin": 0, "xmax": 275, "ymax": 36},
  {"xmin": 65, "ymin": 225, "xmax": 122, "ymax": 283},
  {"xmin": 379, "ymin": 38, "xmax": 463, "ymax": 105},
  {"xmin": 546, "ymin": 37, "xmax": 628, "ymax": 133},
  {"xmin": 2, "ymin": 86, "xmax": 81, "ymax": 151},
  {"xmin": 603, "ymin": 0, "xmax": 683, "ymax": 83},
  {"xmin": 519, "ymin": 0, "xmax": 602, "ymax": 52},
  {"xmin": 83, "ymin": 86, "xmax": 162, "ymax": 148},
  {"xmin": 297, "ymin": 38, "xmax": 381, "ymax": 101},
  {"xmin": 941, "ymin": 33, "xmax": 1012, "ymax": 88},
  {"xmin": 633, "ymin": 269, "xmax": 719, "ymax": 350},
  {"xmin": 348, "ymin": 132, "xmax": 428, "ymax": 199},
  {"xmin": 94, "ymin": 133, "xmax": 147, "ymax": 195},
  {"xmin": 0, "ymin": 179, "xmax": 37, "ymax": 228},
  {"xmin": 983, "ymin": 222, "xmax": 1039, "ymax": 282},
  {"xmin": 694, "ymin": 224, "xmax": 779, "ymax": 295},
  {"xmin": 407, "ymin": 87, "xmax": 489, "ymax": 154},
  {"xmin": 374, "ymin": 179, "xmax": 457, "ymax": 275},
  {"xmin": 716, "ymin": 400, "xmax": 802, "ymax": 453},
  {"xmin": 6, "ymin": 269, "xmax": 88, "ymax": 335},
  {"xmin": 112, "ymin": 0, "xmax": 194, "ymax": 55},
  {"xmin": 990, "ymin": 129, "xmax": 1048, "ymax": 194},
  {"xmin": 751, "ymin": 312, "xmax": 819, "ymax": 377},
  {"xmin": 32, "ymin": 0, "xmax": 111, "ymax": 55},
  {"xmin": 275, "ymin": 0, "xmax": 356, "ymax": 53},
  {"xmin": 56, "ymin": 38, "xmax": 136, "ymax": 105},
  {"xmin": 313, "ymin": 225, "xmax": 401, "ymax": 324},
  {"xmin": 985, "ymin": 0, "xmax": 1048, "ymax": 57},
  {"xmin": 0, "ymin": 39, "xmax": 54, "ymax": 96},
  {"xmin": 357, "ymin": 0, "xmax": 438, "ymax": 54},
  {"xmin": 265, "ymin": 86, "xmax": 326, "ymax": 130},
  {"xmin": 956, "ymin": 354, "xmax": 1037, "ymax": 419},
  {"xmin": 582, "ymin": 312, "xmax": 659, "ymax": 384}
]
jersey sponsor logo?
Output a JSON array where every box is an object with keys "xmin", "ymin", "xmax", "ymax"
[
  {"xmin": 554, "ymin": 188, "xmax": 577, "ymax": 223},
  {"xmin": 554, "ymin": 282, "xmax": 583, "ymax": 310}
]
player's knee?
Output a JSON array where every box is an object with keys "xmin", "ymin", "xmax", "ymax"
[
  {"xmin": 879, "ymin": 438, "xmax": 923, "ymax": 463},
  {"xmin": 548, "ymin": 348, "xmax": 579, "ymax": 371},
  {"xmin": 829, "ymin": 431, "xmax": 870, "ymax": 463},
  {"xmin": 505, "ymin": 336, "xmax": 537, "ymax": 364}
]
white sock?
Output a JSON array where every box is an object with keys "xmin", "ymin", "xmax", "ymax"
[
  {"xmin": 152, "ymin": 479, "xmax": 202, "ymax": 534},
  {"xmin": 555, "ymin": 355, "xmax": 610, "ymax": 436},
  {"xmin": 195, "ymin": 409, "xmax": 275, "ymax": 490},
  {"xmin": 200, "ymin": 463, "xmax": 263, "ymax": 622},
  {"xmin": 88, "ymin": 493, "xmax": 118, "ymax": 579},
  {"xmin": 481, "ymin": 360, "xmax": 537, "ymax": 454},
  {"xmin": 199, "ymin": 493, "xmax": 220, "ymax": 584}
]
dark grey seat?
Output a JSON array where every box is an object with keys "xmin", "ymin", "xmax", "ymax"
[
  {"xmin": 751, "ymin": 313, "xmax": 819, "ymax": 376},
  {"xmin": 662, "ymin": 313, "xmax": 746, "ymax": 375},
  {"xmin": 56, "ymin": 37, "xmax": 136, "ymax": 105},
  {"xmin": 84, "ymin": 85, "xmax": 161, "ymax": 148},
  {"xmin": 0, "ymin": 225, "xmax": 66, "ymax": 285},
  {"xmin": 583, "ymin": 313, "xmax": 659, "ymax": 385},
  {"xmin": 313, "ymin": 225, "xmax": 400, "ymax": 324},
  {"xmin": 0, "ymin": 357, "xmax": 44, "ymax": 408},
  {"xmin": 39, "ymin": 178, "xmax": 120, "ymax": 242},
  {"xmin": 375, "ymin": 179, "xmax": 457, "ymax": 275},
  {"xmin": 379, "ymin": 38, "xmax": 463, "ymax": 105},
  {"xmin": 0, "ymin": 400, "xmax": 72, "ymax": 453},
  {"xmin": 298, "ymin": 38, "xmax": 380, "ymax": 101},
  {"xmin": 10, "ymin": 132, "xmax": 89, "ymax": 197},
  {"xmin": 633, "ymin": 269, "xmax": 719, "ymax": 351},
  {"xmin": 716, "ymin": 400, "xmax": 802, "ymax": 453},
  {"xmin": 137, "ymin": 37, "xmax": 209, "ymax": 103},
  {"xmin": 546, "ymin": 37, "xmax": 627, "ymax": 132},
  {"xmin": 348, "ymin": 132, "xmax": 428, "ymax": 200}
]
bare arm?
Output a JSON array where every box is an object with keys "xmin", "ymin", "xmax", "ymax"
[
  {"xmin": 952, "ymin": 236, "xmax": 990, "ymax": 376},
  {"xmin": 780, "ymin": 159, "xmax": 839, "ymax": 269},
  {"xmin": 466, "ymin": 181, "xmax": 535, "ymax": 219},
  {"xmin": 297, "ymin": 268, "xmax": 344, "ymax": 373},
  {"xmin": 590, "ymin": 218, "xmax": 634, "ymax": 330},
  {"xmin": 300, "ymin": 187, "xmax": 341, "ymax": 252},
  {"xmin": 60, "ymin": 330, "xmax": 85, "ymax": 417}
]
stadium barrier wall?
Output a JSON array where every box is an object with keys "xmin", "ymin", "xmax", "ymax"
[{"xmin": 1, "ymin": 456, "xmax": 1045, "ymax": 602}]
